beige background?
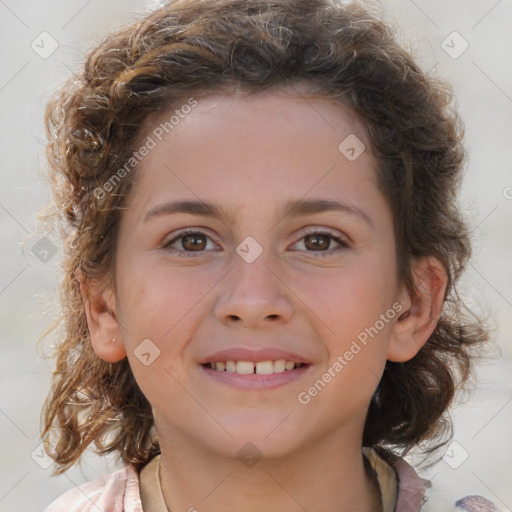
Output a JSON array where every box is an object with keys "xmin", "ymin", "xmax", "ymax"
[{"xmin": 0, "ymin": 1, "xmax": 510, "ymax": 511}]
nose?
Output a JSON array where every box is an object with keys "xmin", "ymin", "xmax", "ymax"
[{"xmin": 213, "ymin": 247, "xmax": 294, "ymax": 328}]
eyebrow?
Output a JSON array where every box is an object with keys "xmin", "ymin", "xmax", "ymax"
[{"xmin": 143, "ymin": 198, "xmax": 374, "ymax": 228}]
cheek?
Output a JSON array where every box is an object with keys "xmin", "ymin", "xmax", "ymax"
[
  {"xmin": 115, "ymin": 261, "xmax": 210, "ymax": 406},
  {"xmin": 117, "ymin": 258, "xmax": 211, "ymax": 336},
  {"xmin": 290, "ymin": 255, "xmax": 397, "ymax": 393},
  {"xmin": 115, "ymin": 259, "xmax": 222, "ymax": 390},
  {"xmin": 293, "ymin": 256, "xmax": 397, "ymax": 332},
  {"xmin": 303, "ymin": 269, "xmax": 395, "ymax": 413}
]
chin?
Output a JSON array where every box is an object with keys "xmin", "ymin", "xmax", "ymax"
[{"xmin": 215, "ymin": 417, "xmax": 309, "ymax": 458}]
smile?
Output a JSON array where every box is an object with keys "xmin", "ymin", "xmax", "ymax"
[
  {"xmin": 204, "ymin": 360, "xmax": 306, "ymax": 374},
  {"xmin": 200, "ymin": 361, "xmax": 311, "ymax": 390},
  {"xmin": 199, "ymin": 347, "xmax": 312, "ymax": 389}
]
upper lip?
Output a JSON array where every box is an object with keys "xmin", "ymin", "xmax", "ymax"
[{"xmin": 199, "ymin": 347, "xmax": 312, "ymax": 365}]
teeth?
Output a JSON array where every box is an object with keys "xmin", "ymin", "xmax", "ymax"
[
  {"xmin": 255, "ymin": 361, "xmax": 273, "ymax": 375},
  {"xmin": 208, "ymin": 359, "xmax": 303, "ymax": 374},
  {"xmin": 236, "ymin": 361, "xmax": 254, "ymax": 375},
  {"xmin": 273, "ymin": 359, "xmax": 286, "ymax": 373}
]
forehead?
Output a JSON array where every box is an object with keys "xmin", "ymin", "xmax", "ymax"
[
  {"xmin": 123, "ymin": 87, "xmax": 381, "ymax": 223},
  {"xmin": 165, "ymin": 84, "xmax": 368, "ymax": 145}
]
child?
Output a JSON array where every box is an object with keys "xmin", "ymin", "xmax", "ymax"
[{"xmin": 39, "ymin": 0, "xmax": 496, "ymax": 510}]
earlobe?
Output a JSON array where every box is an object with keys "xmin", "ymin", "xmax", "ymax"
[
  {"xmin": 387, "ymin": 257, "xmax": 448, "ymax": 362},
  {"xmin": 79, "ymin": 273, "xmax": 127, "ymax": 363}
]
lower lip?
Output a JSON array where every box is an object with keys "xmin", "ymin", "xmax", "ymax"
[{"xmin": 201, "ymin": 364, "xmax": 311, "ymax": 390}]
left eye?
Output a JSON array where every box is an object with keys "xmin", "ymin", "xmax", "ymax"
[
  {"xmin": 291, "ymin": 231, "xmax": 349, "ymax": 255},
  {"xmin": 162, "ymin": 229, "xmax": 349, "ymax": 257}
]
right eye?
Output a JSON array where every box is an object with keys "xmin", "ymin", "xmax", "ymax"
[{"xmin": 162, "ymin": 228, "xmax": 220, "ymax": 257}]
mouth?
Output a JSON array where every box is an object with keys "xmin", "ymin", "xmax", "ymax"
[
  {"xmin": 201, "ymin": 360, "xmax": 307, "ymax": 375},
  {"xmin": 199, "ymin": 347, "xmax": 312, "ymax": 389}
]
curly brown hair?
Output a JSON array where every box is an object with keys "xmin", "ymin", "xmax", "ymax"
[{"xmin": 38, "ymin": 0, "xmax": 489, "ymax": 475}]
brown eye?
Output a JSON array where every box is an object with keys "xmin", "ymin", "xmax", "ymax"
[
  {"xmin": 304, "ymin": 234, "xmax": 331, "ymax": 251},
  {"xmin": 291, "ymin": 230, "xmax": 349, "ymax": 257},
  {"xmin": 180, "ymin": 233, "xmax": 207, "ymax": 251},
  {"xmin": 163, "ymin": 229, "xmax": 218, "ymax": 257}
]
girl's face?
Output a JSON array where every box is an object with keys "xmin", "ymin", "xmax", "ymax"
[{"xmin": 98, "ymin": 87, "xmax": 413, "ymax": 458}]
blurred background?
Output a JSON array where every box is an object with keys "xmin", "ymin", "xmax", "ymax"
[{"xmin": 0, "ymin": 1, "xmax": 510, "ymax": 511}]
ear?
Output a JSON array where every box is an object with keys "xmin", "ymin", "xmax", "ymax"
[
  {"xmin": 387, "ymin": 256, "xmax": 448, "ymax": 362},
  {"xmin": 78, "ymin": 272, "xmax": 127, "ymax": 363}
]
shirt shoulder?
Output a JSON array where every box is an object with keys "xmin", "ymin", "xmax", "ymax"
[
  {"xmin": 374, "ymin": 449, "xmax": 500, "ymax": 512},
  {"xmin": 44, "ymin": 464, "xmax": 143, "ymax": 512},
  {"xmin": 363, "ymin": 446, "xmax": 430, "ymax": 512}
]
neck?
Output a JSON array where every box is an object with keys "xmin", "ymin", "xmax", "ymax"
[{"xmin": 157, "ymin": 430, "xmax": 382, "ymax": 512}]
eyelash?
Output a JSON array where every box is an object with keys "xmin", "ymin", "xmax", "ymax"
[{"xmin": 161, "ymin": 227, "xmax": 350, "ymax": 258}]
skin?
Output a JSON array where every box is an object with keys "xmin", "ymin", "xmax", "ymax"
[{"xmin": 82, "ymin": 84, "xmax": 447, "ymax": 512}]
